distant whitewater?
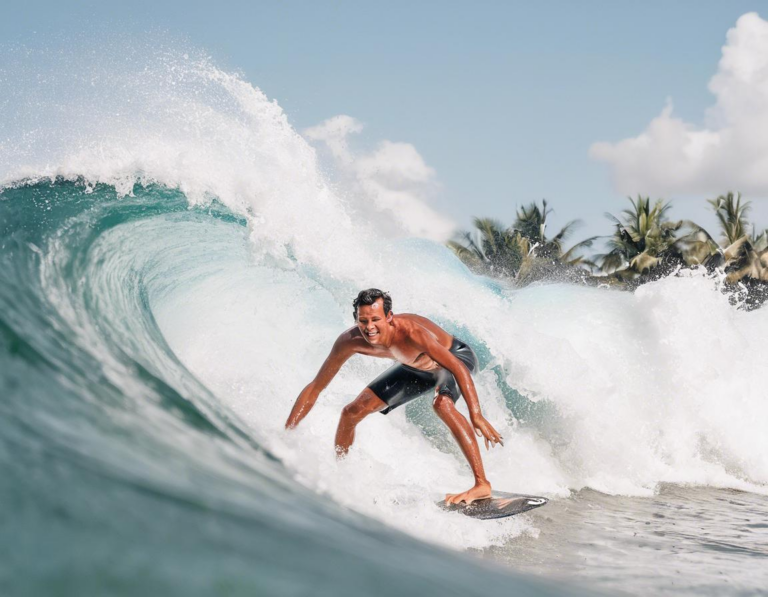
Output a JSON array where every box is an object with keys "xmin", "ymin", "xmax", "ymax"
[{"xmin": 2, "ymin": 41, "xmax": 767, "ymax": 596}]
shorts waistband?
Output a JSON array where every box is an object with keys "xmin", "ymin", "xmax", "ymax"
[{"xmin": 450, "ymin": 337, "xmax": 468, "ymax": 351}]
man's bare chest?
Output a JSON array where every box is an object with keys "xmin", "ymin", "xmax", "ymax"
[{"xmin": 382, "ymin": 343, "xmax": 441, "ymax": 371}]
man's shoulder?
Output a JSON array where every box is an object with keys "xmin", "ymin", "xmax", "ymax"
[
  {"xmin": 334, "ymin": 327, "xmax": 369, "ymax": 350},
  {"xmin": 394, "ymin": 314, "xmax": 451, "ymax": 347},
  {"xmin": 333, "ymin": 327, "xmax": 384, "ymax": 357},
  {"xmin": 336, "ymin": 326, "xmax": 363, "ymax": 343},
  {"xmin": 397, "ymin": 313, "xmax": 440, "ymax": 330},
  {"xmin": 394, "ymin": 315, "xmax": 434, "ymax": 341},
  {"xmin": 395, "ymin": 313, "xmax": 430, "ymax": 328}
]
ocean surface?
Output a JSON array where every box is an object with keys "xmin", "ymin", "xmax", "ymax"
[{"xmin": 1, "ymin": 44, "xmax": 767, "ymax": 596}]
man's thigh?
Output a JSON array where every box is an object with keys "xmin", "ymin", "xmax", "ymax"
[{"xmin": 367, "ymin": 364, "xmax": 436, "ymax": 415}]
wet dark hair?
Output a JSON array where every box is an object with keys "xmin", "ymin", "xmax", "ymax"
[{"xmin": 353, "ymin": 289, "xmax": 392, "ymax": 321}]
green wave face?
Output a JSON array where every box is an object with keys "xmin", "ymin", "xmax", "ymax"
[{"xmin": 0, "ymin": 180, "xmax": 568, "ymax": 597}]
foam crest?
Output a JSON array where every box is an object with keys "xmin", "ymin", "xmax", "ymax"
[{"xmin": 0, "ymin": 42, "xmax": 373, "ymax": 274}]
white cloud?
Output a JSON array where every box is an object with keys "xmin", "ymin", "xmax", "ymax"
[
  {"xmin": 303, "ymin": 115, "xmax": 455, "ymax": 241},
  {"xmin": 591, "ymin": 12, "xmax": 768, "ymax": 197}
]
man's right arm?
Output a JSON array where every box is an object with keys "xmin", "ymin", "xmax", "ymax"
[{"xmin": 285, "ymin": 334, "xmax": 355, "ymax": 429}]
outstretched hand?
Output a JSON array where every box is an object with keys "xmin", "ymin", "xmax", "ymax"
[{"xmin": 471, "ymin": 415, "xmax": 503, "ymax": 450}]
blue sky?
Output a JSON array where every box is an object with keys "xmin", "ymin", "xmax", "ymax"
[{"xmin": 3, "ymin": 0, "xmax": 766, "ymax": 243}]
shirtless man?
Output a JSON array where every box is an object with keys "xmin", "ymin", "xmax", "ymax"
[{"xmin": 285, "ymin": 288, "xmax": 503, "ymax": 505}]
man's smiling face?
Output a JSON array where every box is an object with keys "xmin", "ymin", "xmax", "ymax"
[{"xmin": 356, "ymin": 298, "xmax": 392, "ymax": 345}]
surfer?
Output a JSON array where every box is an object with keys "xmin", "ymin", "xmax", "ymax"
[{"xmin": 286, "ymin": 288, "xmax": 503, "ymax": 505}]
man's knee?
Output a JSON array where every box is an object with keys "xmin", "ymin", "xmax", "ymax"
[
  {"xmin": 342, "ymin": 389, "xmax": 382, "ymax": 421},
  {"xmin": 433, "ymin": 393, "xmax": 456, "ymax": 413},
  {"xmin": 341, "ymin": 402, "xmax": 365, "ymax": 421}
]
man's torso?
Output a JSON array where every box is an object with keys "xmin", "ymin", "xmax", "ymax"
[{"xmin": 344, "ymin": 314, "xmax": 453, "ymax": 371}]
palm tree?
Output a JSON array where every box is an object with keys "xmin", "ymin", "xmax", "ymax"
[
  {"xmin": 666, "ymin": 224, "xmax": 723, "ymax": 270},
  {"xmin": 752, "ymin": 229, "xmax": 768, "ymax": 253},
  {"xmin": 706, "ymin": 192, "xmax": 768, "ymax": 287},
  {"xmin": 708, "ymin": 192, "xmax": 768, "ymax": 283},
  {"xmin": 447, "ymin": 217, "xmax": 528, "ymax": 279},
  {"xmin": 708, "ymin": 192, "xmax": 750, "ymax": 247},
  {"xmin": 598, "ymin": 196, "xmax": 682, "ymax": 278},
  {"xmin": 448, "ymin": 201, "xmax": 597, "ymax": 284},
  {"xmin": 512, "ymin": 199, "xmax": 596, "ymax": 262}
]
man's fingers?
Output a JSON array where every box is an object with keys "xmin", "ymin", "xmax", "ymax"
[
  {"xmin": 474, "ymin": 419, "xmax": 506, "ymax": 449},
  {"xmin": 479, "ymin": 426, "xmax": 495, "ymax": 451},
  {"xmin": 486, "ymin": 425, "xmax": 502, "ymax": 446}
]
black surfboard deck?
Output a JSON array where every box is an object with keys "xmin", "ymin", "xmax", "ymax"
[{"xmin": 437, "ymin": 491, "xmax": 548, "ymax": 520}]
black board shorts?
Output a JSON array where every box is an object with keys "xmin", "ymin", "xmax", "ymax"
[{"xmin": 367, "ymin": 338, "xmax": 479, "ymax": 415}]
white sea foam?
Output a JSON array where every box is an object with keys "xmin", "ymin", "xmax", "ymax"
[
  {"xmin": 5, "ymin": 41, "xmax": 768, "ymax": 551},
  {"xmin": 151, "ymin": 221, "xmax": 768, "ymax": 550}
]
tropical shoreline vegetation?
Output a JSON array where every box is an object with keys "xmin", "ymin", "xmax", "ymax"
[{"xmin": 447, "ymin": 193, "xmax": 768, "ymax": 310}]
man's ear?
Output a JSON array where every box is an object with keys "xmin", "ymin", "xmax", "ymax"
[{"xmin": 386, "ymin": 312, "xmax": 394, "ymax": 322}]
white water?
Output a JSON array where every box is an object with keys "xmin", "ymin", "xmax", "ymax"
[
  {"xmin": 150, "ymin": 217, "xmax": 768, "ymax": 551},
  {"xmin": 5, "ymin": 41, "xmax": 768, "ymax": 553}
]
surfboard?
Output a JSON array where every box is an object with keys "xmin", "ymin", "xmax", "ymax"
[{"xmin": 437, "ymin": 491, "xmax": 548, "ymax": 520}]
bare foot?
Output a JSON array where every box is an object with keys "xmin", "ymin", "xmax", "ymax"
[{"xmin": 445, "ymin": 481, "xmax": 492, "ymax": 505}]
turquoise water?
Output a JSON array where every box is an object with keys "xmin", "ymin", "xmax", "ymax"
[{"xmin": 0, "ymin": 181, "xmax": 578, "ymax": 596}]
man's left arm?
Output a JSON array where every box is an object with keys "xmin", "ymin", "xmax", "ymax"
[{"xmin": 415, "ymin": 331, "xmax": 503, "ymax": 449}]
